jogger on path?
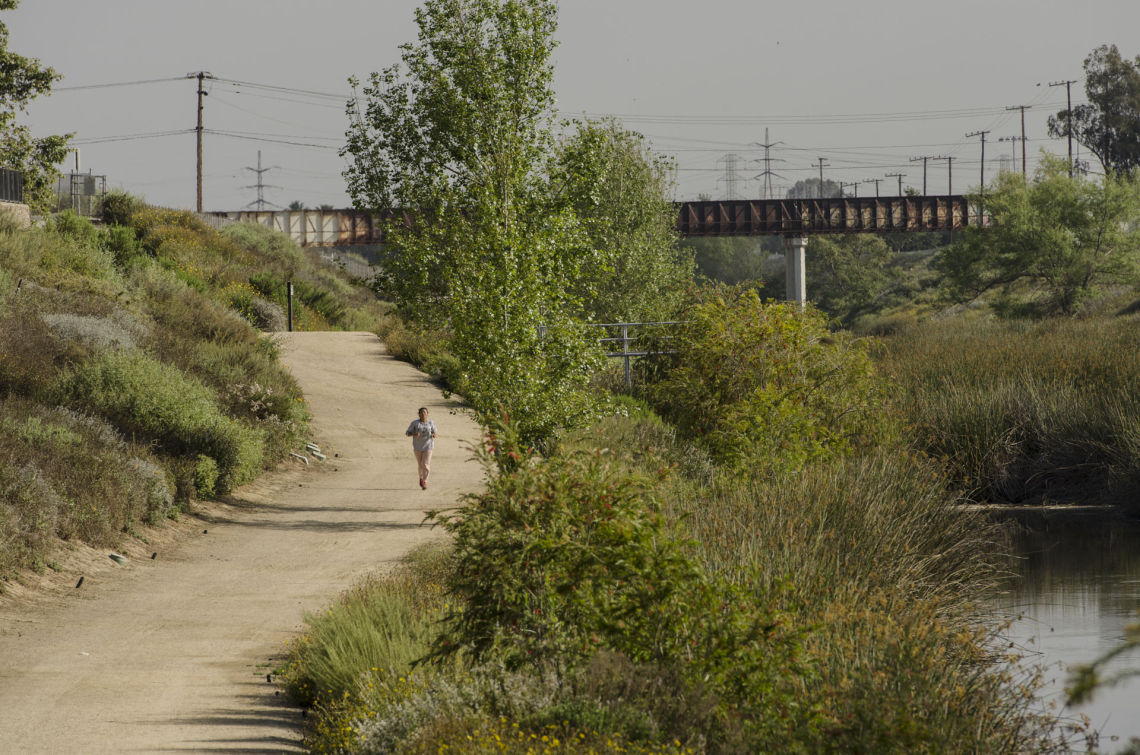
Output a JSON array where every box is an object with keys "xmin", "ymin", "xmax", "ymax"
[{"xmin": 406, "ymin": 407, "xmax": 437, "ymax": 489}]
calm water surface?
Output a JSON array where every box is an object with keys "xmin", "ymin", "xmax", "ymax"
[{"xmin": 995, "ymin": 514, "xmax": 1140, "ymax": 750}]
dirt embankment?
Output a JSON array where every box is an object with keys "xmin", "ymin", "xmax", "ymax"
[{"xmin": 0, "ymin": 331, "xmax": 481, "ymax": 754}]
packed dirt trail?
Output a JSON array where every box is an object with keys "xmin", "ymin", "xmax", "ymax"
[{"xmin": 0, "ymin": 331, "xmax": 482, "ymax": 753}]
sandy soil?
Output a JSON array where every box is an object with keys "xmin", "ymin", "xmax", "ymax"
[{"xmin": 0, "ymin": 332, "xmax": 482, "ymax": 753}]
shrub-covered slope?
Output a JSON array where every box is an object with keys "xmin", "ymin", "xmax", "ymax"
[{"xmin": 0, "ymin": 200, "xmax": 385, "ymax": 579}]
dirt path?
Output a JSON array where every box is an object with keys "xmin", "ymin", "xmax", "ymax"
[{"xmin": 0, "ymin": 332, "xmax": 481, "ymax": 753}]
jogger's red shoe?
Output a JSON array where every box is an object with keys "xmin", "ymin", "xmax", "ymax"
[{"xmin": 419, "ymin": 478, "xmax": 426, "ymax": 489}]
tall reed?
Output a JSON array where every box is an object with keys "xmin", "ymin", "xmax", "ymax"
[{"xmin": 877, "ymin": 316, "xmax": 1140, "ymax": 506}]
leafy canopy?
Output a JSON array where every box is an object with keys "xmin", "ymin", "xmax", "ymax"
[
  {"xmin": 1048, "ymin": 44, "xmax": 1140, "ymax": 176},
  {"xmin": 643, "ymin": 286, "xmax": 892, "ymax": 477},
  {"xmin": 549, "ymin": 118, "xmax": 692, "ymax": 323},
  {"xmin": 0, "ymin": 0, "xmax": 70, "ymax": 213},
  {"xmin": 343, "ymin": 0, "xmax": 598, "ymax": 445},
  {"xmin": 936, "ymin": 153, "xmax": 1140, "ymax": 315},
  {"xmin": 806, "ymin": 234, "xmax": 900, "ymax": 325}
]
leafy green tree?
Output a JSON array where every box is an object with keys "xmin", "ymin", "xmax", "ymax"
[
  {"xmin": 287, "ymin": 200, "xmax": 305, "ymax": 210},
  {"xmin": 786, "ymin": 178, "xmax": 841, "ymax": 199},
  {"xmin": 1048, "ymin": 44, "xmax": 1140, "ymax": 175},
  {"xmin": 807, "ymin": 234, "xmax": 899, "ymax": 323},
  {"xmin": 936, "ymin": 154, "xmax": 1140, "ymax": 315},
  {"xmin": 0, "ymin": 0, "xmax": 70, "ymax": 213},
  {"xmin": 549, "ymin": 118, "xmax": 692, "ymax": 323},
  {"xmin": 343, "ymin": 0, "xmax": 597, "ymax": 445},
  {"xmin": 685, "ymin": 235, "xmax": 780, "ymax": 286}
]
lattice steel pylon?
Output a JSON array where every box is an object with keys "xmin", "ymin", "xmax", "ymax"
[
  {"xmin": 244, "ymin": 150, "xmax": 281, "ymax": 210},
  {"xmin": 717, "ymin": 153, "xmax": 748, "ymax": 200},
  {"xmin": 752, "ymin": 128, "xmax": 784, "ymax": 200}
]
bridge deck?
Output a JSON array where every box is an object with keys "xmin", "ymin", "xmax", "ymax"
[{"xmin": 210, "ymin": 195, "xmax": 969, "ymax": 247}]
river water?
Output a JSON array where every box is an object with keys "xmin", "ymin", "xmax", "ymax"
[{"xmin": 994, "ymin": 511, "xmax": 1140, "ymax": 750}]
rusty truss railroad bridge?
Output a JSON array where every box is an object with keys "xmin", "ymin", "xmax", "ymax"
[{"xmin": 211, "ymin": 195, "xmax": 970, "ymax": 303}]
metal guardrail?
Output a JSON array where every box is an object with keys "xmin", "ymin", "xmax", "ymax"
[
  {"xmin": 0, "ymin": 168, "xmax": 24, "ymax": 203},
  {"xmin": 590, "ymin": 321, "xmax": 679, "ymax": 387}
]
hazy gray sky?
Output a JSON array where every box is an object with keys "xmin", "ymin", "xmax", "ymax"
[{"xmin": 10, "ymin": 0, "xmax": 1138, "ymax": 210}]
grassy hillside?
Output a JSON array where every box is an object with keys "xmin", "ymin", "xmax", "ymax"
[{"xmin": 0, "ymin": 198, "xmax": 387, "ymax": 580}]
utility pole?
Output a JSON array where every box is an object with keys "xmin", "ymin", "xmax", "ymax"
[
  {"xmin": 998, "ymin": 136, "xmax": 1026, "ymax": 177},
  {"xmin": 1049, "ymin": 79, "xmax": 1078, "ymax": 177},
  {"xmin": 1006, "ymin": 105, "xmax": 1031, "ymax": 178},
  {"xmin": 839, "ymin": 180, "xmax": 859, "ymax": 198},
  {"xmin": 966, "ymin": 130, "xmax": 990, "ymax": 193},
  {"xmin": 909, "ymin": 156, "xmax": 932, "ymax": 195},
  {"xmin": 934, "ymin": 156, "xmax": 956, "ymax": 241},
  {"xmin": 933, "ymin": 156, "xmax": 954, "ymax": 196},
  {"xmin": 752, "ymin": 129, "xmax": 784, "ymax": 199},
  {"xmin": 815, "ymin": 157, "xmax": 830, "ymax": 198},
  {"xmin": 863, "ymin": 178, "xmax": 882, "ymax": 197},
  {"xmin": 188, "ymin": 71, "xmax": 214, "ymax": 213},
  {"xmin": 885, "ymin": 172, "xmax": 906, "ymax": 195}
]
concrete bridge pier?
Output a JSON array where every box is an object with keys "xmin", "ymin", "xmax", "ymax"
[{"xmin": 784, "ymin": 236, "xmax": 807, "ymax": 306}]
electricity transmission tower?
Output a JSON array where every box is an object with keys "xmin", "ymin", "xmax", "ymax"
[
  {"xmin": 752, "ymin": 129, "xmax": 785, "ymax": 199},
  {"xmin": 244, "ymin": 150, "xmax": 281, "ymax": 210},
  {"xmin": 717, "ymin": 153, "xmax": 749, "ymax": 200}
]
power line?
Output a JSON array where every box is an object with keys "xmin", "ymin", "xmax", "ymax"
[
  {"xmin": 212, "ymin": 77, "xmax": 346, "ymax": 101},
  {"xmin": 205, "ymin": 130, "xmax": 339, "ymax": 151},
  {"xmin": 568, "ymin": 101, "xmax": 1071, "ymax": 127},
  {"xmin": 54, "ymin": 76, "xmax": 186, "ymax": 91},
  {"xmin": 71, "ymin": 129, "xmax": 194, "ymax": 145}
]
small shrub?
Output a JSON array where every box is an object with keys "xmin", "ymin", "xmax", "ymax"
[
  {"xmin": 249, "ymin": 270, "xmax": 286, "ymax": 301},
  {"xmin": 251, "ymin": 297, "xmax": 287, "ymax": 331},
  {"xmin": 127, "ymin": 457, "xmax": 176, "ymax": 523},
  {"xmin": 280, "ymin": 546, "xmax": 450, "ymax": 709},
  {"xmin": 221, "ymin": 280, "xmax": 259, "ymax": 324},
  {"xmin": 40, "ymin": 312, "xmax": 142, "ymax": 352},
  {"xmin": 48, "ymin": 210, "xmax": 100, "ymax": 246},
  {"xmin": 379, "ymin": 316, "xmax": 462, "ymax": 390},
  {"xmin": 101, "ymin": 191, "xmax": 143, "ymax": 227},
  {"xmin": 0, "ymin": 298, "xmax": 73, "ymax": 398},
  {"xmin": 294, "ymin": 279, "xmax": 346, "ymax": 325},
  {"xmin": 193, "ymin": 454, "xmax": 219, "ymax": 499},
  {"xmin": 0, "ymin": 464, "xmax": 64, "ymax": 576},
  {"xmin": 103, "ymin": 224, "xmax": 144, "ymax": 268}
]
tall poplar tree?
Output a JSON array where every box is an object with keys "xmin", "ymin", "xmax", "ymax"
[{"xmin": 343, "ymin": 0, "xmax": 597, "ymax": 445}]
